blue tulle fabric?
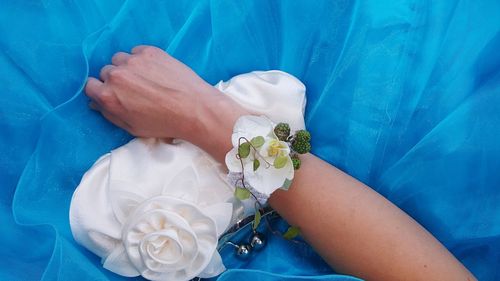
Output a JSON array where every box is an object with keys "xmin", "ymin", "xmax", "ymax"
[{"xmin": 1, "ymin": 0, "xmax": 499, "ymax": 280}]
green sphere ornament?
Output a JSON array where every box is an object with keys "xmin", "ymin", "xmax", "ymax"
[
  {"xmin": 274, "ymin": 123, "xmax": 291, "ymax": 141},
  {"xmin": 291, "ymin": 155, "xmax": 301, "ymax": 170},
  {"xmin": 294, "ymin": 130, "xmax": 311, "ymax": 142},
  {"xmin": 292, "ymin": 140, "xmax": 311, "ymax": 154}
]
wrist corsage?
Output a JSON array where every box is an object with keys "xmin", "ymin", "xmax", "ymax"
[
  {"xmin": 225, "ymin": 115, "xmax": 311, "ymax": 204},
  {"xmin": 220, "ymin": 115, "xmax": 311, "ymax": 259}
]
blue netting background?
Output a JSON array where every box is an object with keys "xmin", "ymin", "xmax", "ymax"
[{"xmin": 1, "ymin": 1, "xmax": 499, "ymax": 280}]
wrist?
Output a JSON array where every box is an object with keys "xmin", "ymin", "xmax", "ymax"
[{"xmin": 187, "ymin": 87, "xmax": 249, "ymax": 163}]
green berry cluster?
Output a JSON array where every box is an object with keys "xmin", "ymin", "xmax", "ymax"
[
  {"xmin": 291, "ymin": 154, "xmax": 301, "ymax": 170},
  {"xmin": 272, "ymin": 123, "xmax": 312, "ymax": 170},
  {"xmin": 294, "ymin": 130, "xmax": 311, "ymax": 143},
  {"xmin": 291, "ymin": 129, "xmax": 312, "ymax": 154},
  {"xmin": 274, "ymin": 123, "xmax": 291, "ymax": 141}
]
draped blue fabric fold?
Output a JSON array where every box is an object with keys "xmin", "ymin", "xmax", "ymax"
[{"xmin": 0, "ymin": 0, "xmax": 498, "ymax": 280}]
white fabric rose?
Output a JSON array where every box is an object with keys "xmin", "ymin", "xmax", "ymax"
[
  {"xmin": 70, "ymin": 139, "xmax": 234, "ymax": 281},
  {"xmin": 108, "ymin": 196, "xmax": 226, "ymax": 281}
]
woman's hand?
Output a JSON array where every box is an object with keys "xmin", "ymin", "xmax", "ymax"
[
  {"xmin": 85, "ymin": 45, "xmax": 247, "ymax": 162},
  {"xmin": 86, "ymin": 46, "xmax": 218, "ymax": 140}
]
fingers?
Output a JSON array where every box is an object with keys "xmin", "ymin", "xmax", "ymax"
[
  {"xmin": 131, "ymin": 45, "xmax": 151, "ymax": 54},
  {"xmin": 111, "ymin": 46, "xmax": 164, "ymax": 70},
  {"xmin": 88, "ymin": 100, "xmax": 99, "ymax": 111},
  {"xmin": 131, "ymin": 45, "xmax": 165, "ymax": 58},
  {"xmin": 85, "ymin": 77, "xmax": 115, "ymax": 111},
  {"xmin": 89, "ymin": 101, "xmax": 131, "ymax": 132},
  {"xmin": 85, "ymin": 77, "xmax": 104, "ymax": 102},
  {"xmin": 99, "ymin": 64, "xmax": 116, "ymax": 81},
  {"xmin": 111, "ymin": 51, "xmax": 131, "ymax": 65}
]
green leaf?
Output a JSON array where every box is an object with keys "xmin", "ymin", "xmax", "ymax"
[
  {"xmin": 238, "ymin": 142, "xmax": 250, "ymax": 158},
  {"xmin": 234, "ymin": 187, "xmax": 251, "ymax": 200},
  {"xmin": 253, "ymin": 159, "xmax": 260, "ymax": 171},
  {"xmin": 283, "ymin": 226, "xmax": 301, "ymax": 240},
  {"xmin": 252, "ymin": 209, "xmax": 262, "ymax": 230},
  {"xmin": 281, "ymin": 178, "xmax": 293, "ymax": 190},
  {"xmin": 250, "ymin": 136, "xmax": 265, "ymax": 148},
  {"xmin": 274, "ymin": 155, "xmax": 288, "ymax": 169}
]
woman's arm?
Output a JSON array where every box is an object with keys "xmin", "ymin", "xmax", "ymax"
[
  {"xmin": 85, "ymin": 46, "xmax": 476, "ymax": 281},
  {"xmin": 192, "ymin": 90, "xmax": 476, "ymax": 281}
]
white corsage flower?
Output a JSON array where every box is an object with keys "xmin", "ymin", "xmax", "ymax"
[{"xmin": 225, "ymin": 115, "xmax": 294, "ymax": 197}]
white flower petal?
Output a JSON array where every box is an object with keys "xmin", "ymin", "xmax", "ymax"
[
  {"xmin": 224, "ymin": 148, "xmax": 243, "ymax": 173},
  {"xmin": 103, "ymin": 244, "xmax": 140, "ymax": 277},
  {"xmin": 70, "ymin": 153, "xmax": 123, "ymax": 253},
  {"xmin": 161, "ymin": 166, "xmax": 199, "ymax": 203},
  {"xmin": 231, "ymin": 115, "xmax": 274, "ymax": 146},
  {"xmin": 117, "ymin": 196, "xmax": 220, "ymax": 281},
  {"xmin": 197, "ymin": 251, "xmax": 226, "ymax": 278},
  {"xmin": 183, "ymin": 239, "xmax": 215, "ymax": 281},
  {"xmin": 86, "ymin": 231, "xmax": 121, "ymax": 258},
  {"xmin": 245, "ymin": 157, "xmax": 293, "ymax": 195},
  {"xmin": 259, "ymin": 139, "xmax": 290, "ymax": 160},
  {"xmin": 202, "ymin": 202, "xmax": 233, "ymax": 236},
  {"xmin": 108, "ymin": 185, "xmax": 146, "ymax": 225},
  {"xmin": 141, "ymin": 230, "xmax": 184, "ymax": 271}
]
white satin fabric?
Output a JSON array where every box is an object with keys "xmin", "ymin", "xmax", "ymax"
[
  {"xmin": 69, "ymin": 70, "xmax": 307, "ymax": 280},
  {"xmin": 214, "ymin": 70, "xmax": 306, "ymax": 130}
]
